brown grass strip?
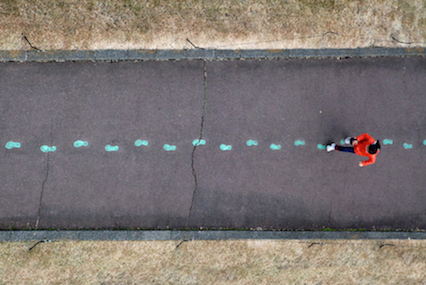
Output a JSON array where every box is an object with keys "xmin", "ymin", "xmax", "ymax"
[
  {"xmin": 1, "ymin": 0, "xmax": 425, "ymax": 50},
  {"xmin": 1, "ymin": 239, "xmax": 426, "ymax": 284}
]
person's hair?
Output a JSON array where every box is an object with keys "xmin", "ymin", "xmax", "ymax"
[{"xmin": 369, "ymin": 140, "xmax": 381, "ymax": 154}]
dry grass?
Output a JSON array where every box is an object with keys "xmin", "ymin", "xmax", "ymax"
[
  {"xmin": 1, "ymin": 239, "xmax": 426, "ymax": 284},
  {"xmin": 0, "ymin": 0, "xmax": 425, "ymax": 50}
]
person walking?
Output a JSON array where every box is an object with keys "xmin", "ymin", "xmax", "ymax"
[{"xmin": 326, "ymin": 133, "xmax": 380, "ymax": 167}]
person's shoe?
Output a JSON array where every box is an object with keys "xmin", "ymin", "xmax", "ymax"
[
  {"xmin": 326, "ymin": 143, "xmax": 336, "ymax": 152},
  {"xmin": 344, "ymin": 137, "xmax": 352, "ymax": 145}
]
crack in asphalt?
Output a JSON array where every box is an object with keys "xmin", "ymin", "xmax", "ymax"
[
  {"xmin": 187, "ymin": 60, "xmax": 207, "ymax": 226},
  {"xmin": 35, "ymin": 123, "xmax": 53, "ymax": 229}
]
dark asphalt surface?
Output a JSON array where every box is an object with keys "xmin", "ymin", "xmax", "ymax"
[{"xmin": 0, "ymin": 57, "xmax": 425, "ymax": 230}]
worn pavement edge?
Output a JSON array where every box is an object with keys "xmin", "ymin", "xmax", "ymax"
[{"xmin": 0, "ymin": 48, "xmax": 425, "ymax": 62}]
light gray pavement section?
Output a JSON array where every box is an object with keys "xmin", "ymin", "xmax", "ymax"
[
  {"xmin": 0, "ymin": 61, "xmax": 204, "ymax": 229},
  {"xmin": 0, "ymin": 48, "xmax": 425, "ymax": 62},
  {"xmin": 190, "ymin": 57, "xmax": 426, "ymax": 230},
  {"xmin": 1, "ymin": 230, "xmax": 426, "ymax": 242}
]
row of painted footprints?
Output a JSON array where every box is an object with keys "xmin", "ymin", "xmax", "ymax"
[{"xmin": 4, "ymin": 139, "xmax": 426, "ymax": 152}]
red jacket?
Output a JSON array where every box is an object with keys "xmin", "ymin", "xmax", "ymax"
[{"xmin": 354, "ymin": 133, "xmax": 379, "ymax": 167}]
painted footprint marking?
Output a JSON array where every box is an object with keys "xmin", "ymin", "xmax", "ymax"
[
  {"xmin": 383, "ymin": 139, "xmax": 393, "ymax": 145},
  {"xmin": 192, "ymin": 139, "xmax": 206, "ymax": 146},
  {"xmin": 74, "ymin": 140, "xmax": 89, "ymax": 148},
  {"xmin": 105, "ymin": 145, "xmax": 119, "ymax": 152},
  {"xmin": 40, "ymin": 145, "xmax": 56, "ymax": 153},
  {"xmin": 135, "ymin": 140, "xmax": 149, "ymax": 147},
  {"xmin": 5, "ymin": 141, "xmax": 21, "ymax": 149},
  {"xmin": 246, "ymin": 140, "xmax": 258, "ymax": 146},
  {"xmin": 317, "ymin": 144, "xmax": 327, "ymax": 150},
  {"xmin": 220, "ymin": 144, "xmax": 232, "ymax": 151},
  {"xmin": 163, "ymin": 144, "xmax": 176, "ymax": 151},
  {"xmin": 403, "ymin": 143, "xmax": 413, "ymax": 149},
  {"xmin": 270, "ymin": 143, "xmax": 281, "ymax": 150},
  {"xmin": 294, "ymin": 140, "xmax": 305, "ymax": 146}
]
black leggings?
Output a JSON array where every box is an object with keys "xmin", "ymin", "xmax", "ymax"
[{"xmin": 336, "ymin": 145, "xmax": 355, "ymax": 153}]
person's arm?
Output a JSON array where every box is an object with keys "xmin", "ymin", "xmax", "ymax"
[{"xmin": 359, "ymin": 154, "xmax": 376, "ymax": 167}]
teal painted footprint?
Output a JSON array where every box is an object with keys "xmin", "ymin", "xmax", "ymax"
[
  {"xmin": 246, "ymin": 140, "xmax": 258, "ymax": 146},
  {"xmin": 294, "ymin": 140, "xmax": 305, "ymax": 146},
  {"xmin": 192, "ymin": 139, "xmax": 206, "ymax": 146},
  {"xmin": 40, "ymin": 145, "xmax": 56, "ymax": 153},
  {"xmin": 220, "ymin": 144, "xmax": 232, "ymax": 151},
  {"xmin": 270, "ymin": 143, "xmax": 281, "ymax": 150},
  {"xmin": 105, "ymin": 144, "xmax": 119, "ymax": 152},
  {"xmin": 74, "ymin": 140, "xmax": 88, "ymax": 148},
  {"xmin": 135, "ymin": 140, "xmax": 149, "ymax": 147},
  {"xmin": 423, "ymin": 139, "xmax": 426, "ymax": 146},
  {"xmin": 163, "ymin": 144, "xmax": 176, "ymax": 151},
  {"xmin": 340, "ymin": 139, "xmax": 345, "ymax": 145},
  {"xmin": 403, "ymin": 143, "xmax": 413, "ymax": 149},
  {"xmin": 317, "ymin": 144, "xmax": 327, "ymax": 150},
  {"xmin": 383, "ymin": 139, "xmax": 393, "ymax": 145},
  {"xmin": 5, "ymin": 141, "xmax": 21, "ymax": 149}
]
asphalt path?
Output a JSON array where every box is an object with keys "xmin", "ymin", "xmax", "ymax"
[{"xmin": 0, "ymin": 57, "xmax": 425, "ymax": 230}]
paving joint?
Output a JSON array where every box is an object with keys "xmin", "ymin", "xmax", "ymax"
[
  {"xmin": 188, "ymin": 60, "xmax": 208, "ymax": 225},
  {"xmin": 35, "ymin": 123, "xmax": 54, "ymax": 229},
  {"xmin": 0, "ymin": 48, "xmax": 425, "ymax": 62},
  {"xmin": 1, "ymin": 230, "xmax": 426, "ymax": 241}
]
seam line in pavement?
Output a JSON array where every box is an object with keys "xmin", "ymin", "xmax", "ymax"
[
  {"xmin": 0, "ymin": 48, "xmax": 425, "ymax": 62},
  {"xmin": 2, "ymin": 230, "xmax": 426, "ymax": 241},
  {"xmin": 187, "ymin": 60, "xmax": 208, "ymax": 226},
  {"xmin": 35, "ymin": 123, "xmax": 54, "ymax": 229}
]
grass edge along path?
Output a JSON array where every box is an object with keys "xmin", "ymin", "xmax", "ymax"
[{"xmin": 1, "ymin": 238, "xmax": 426, "ymax": 284}]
